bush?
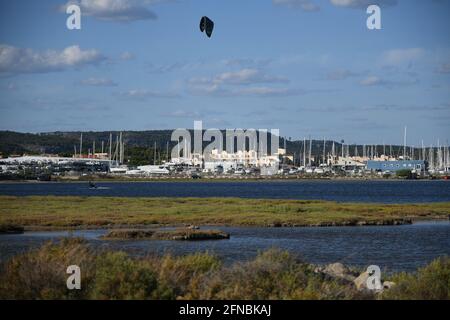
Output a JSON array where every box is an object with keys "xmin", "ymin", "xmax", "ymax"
[
  {"xmin": 183, "ymin": 249, "xmax": 369, "ymax": 300},
  {"xmin": 0, "ymin": 238, "xmax": 94, "ymax": 299},
  {"xmin": 382, "ymin": 256, "xmax": 450, "ymax": 300},
  {"xmin": 0, "ymin": 241, "xmax": 448, "ymax": 300},
  {"xmin": 90, "ymin": 252, "xmax": 157, "ymax": 299},
  {"xmin": 152, "ymin": 252, "xmax": 221, "ymax": 299},
  {"xmin": 396, "ymin": 169, "xmax": 413, "ymax": 178}
]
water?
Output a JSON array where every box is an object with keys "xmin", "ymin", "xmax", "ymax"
[
  {"xmin": 1, "ymin": 221, "xmax": 449, "ymax": 272},
  {"xmin": 1, "ymin": 180, "xmax": 450, "ymax": 203},
  {"xmin": 1, "ymin": 181, "xmax": 448, "ymax": 272}
]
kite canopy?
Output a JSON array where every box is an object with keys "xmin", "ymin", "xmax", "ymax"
[{"xmin": 199, "ymin": 16, "xmax": 214, "ymax": 38}]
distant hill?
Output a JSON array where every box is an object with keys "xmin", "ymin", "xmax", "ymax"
[
  {"xmin": 0, "ymin": 130, "xmax": 409, "ymax": 164},
  {"xmin": 0, "ymin": 130, "xmax": 174, "ymax": 157}
]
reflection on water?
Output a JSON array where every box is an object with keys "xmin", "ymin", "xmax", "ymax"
[{"xmin": 1, "ymin": 221, "xmax": 449, "ymax": 272}]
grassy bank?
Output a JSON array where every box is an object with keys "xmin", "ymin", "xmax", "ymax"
[
  {"xmin": 0, "ymin": 223, "xmax": 24, "ymax": 234},
  {"xmin": 0, "ymin": 196, "xmax": 449, "ymax": 229},
  {"xmin": 0, "ymin": 239, "xmax": 448, "ymax": 300},
  {"xmin": 101, "ymin": 228, "xmax": 230, "ymax": 241}
]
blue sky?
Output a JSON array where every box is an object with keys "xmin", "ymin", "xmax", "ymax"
[{"xmin": 0, "ymin": 0, "xmax": 449, "ymax": 145}]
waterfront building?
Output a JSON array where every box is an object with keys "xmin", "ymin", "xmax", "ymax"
[
  {"xmin": 366, "ymin": 160, "xmax": 426, "ymax": 173},
  {"xmin": 328, "ymin": 156, "xmax": 366, "ymax": 171},
  {"xmin": 173, "ymin": 148, "xmax": 280, "ymax": 172}
]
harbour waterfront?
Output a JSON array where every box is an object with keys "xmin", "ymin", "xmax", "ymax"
[
  {"xmin": 0, "ymin": 221, "xmax": 448, "ymax": 272},
  {"xmin": 1, "ymin": 180, "xmax": 450, "ymax": 203}
]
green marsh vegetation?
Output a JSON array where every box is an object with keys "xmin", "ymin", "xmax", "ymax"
[
  {"xmin": 0, "ymin": 196, "xmax": 448, "ymax": 230},
  {"xmin": 101, "ymin": 228, "xmax": 230, "ymax": 241}
]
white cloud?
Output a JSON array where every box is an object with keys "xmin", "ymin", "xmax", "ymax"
[
  {"xmin": 189, "ymin": 68, "xmax": 289, "ymax": 86},
  {"xmin": 360, "ymin": 76, "xmax": 384, "ymax": 86},
  {"xmin": 79, "ymin": 77, "xmax": 117, "ymax": 86},
  {"xmin": 326, "ymin": 69, "xmax": 362, "ymax": 80},
  {"xmin": 0, "ymin": 44, "xmax": 106, "ymax": 75},
  {"xmin": 220, "ymin": 69, "xmax": 288, "ymax": 84},
  {"xmin": 6, "ymin": 83, "xmax": 18, "ymax": 91},
  {"xmin": 382, "ymin": 48, "xmax": 425, "ymax": 66},
  {"xmin": 436, "ymin": 63, "xmax": 450, "ymax": 74},
  {"xmin": 63, "ymin": 0, "xmax": 160, "ymax": 22},
  {"xmin": 330, "ymin": 0, "xmax": 397, "ymax": 9},
  {"xmin": 188, "ymin": 68, "xmax": 302, "ymax": 97},
  {"xmin": 359, "ymin": 75, "xmax": 418, "ymax": 87},
  {"xmin": 161, "ymin": 110, "xmax": 201, "ymax": 118},
  {"xmin": 119, "ymin": 88, "xmax": 180, "ymax": 99},
  {"xmin": 274, "ymin": 0, "xmax": 399, "ymax": 11},
  {"xmin": 188, "ymin": 83, "xmax": 304, "ymax": 97},
  {"xmin": 120, "ymin": 51, "xmax": 135, "ymax": 60},
  {"xmin": 222, "ymin": 58, "xmax": 273, "ymax": 68},
  {"xmin": 148, "ymin": 62, "xmax": 188, "ymax": 74},
  {"xmin": 233, "ymin": 86, "xmax": 304, "ymax": 96},
  {"xmin": 272, "ymin": 0, "xmax": 320, "ymax": 11}
]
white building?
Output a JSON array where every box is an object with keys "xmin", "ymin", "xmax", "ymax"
[{"xmin": 173, "ymin": 148, "xmax": 280, "ymax": 173}]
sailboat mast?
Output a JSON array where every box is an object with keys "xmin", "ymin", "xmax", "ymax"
[
  {"xmin": 403, "ymin": 126, "xmax": 407, "ymax": 159},
  {"xmin": 166, "ymin": 141, "xmax": 169, "ymax": 163},
  {"xmin": 308, "ymin": 136, "xmax": 312, "ymax": 167},
  {"xmin": 119, "ymin": 132, "xmax": 123, "ymax": 164},
  {"xmin": 303, "ymin": 137, "xmax": 306, "ymax": 167},
  {"xmin": 323, "ymin": 137, "xmax": 326, "ymax": 165},
  {"xmin": 79, "ymin": 133, "xmax": 83, "ymax": 158},
  {"xmin": 109, "ymin": 133, "xmax": 112, "ymax": 162}
]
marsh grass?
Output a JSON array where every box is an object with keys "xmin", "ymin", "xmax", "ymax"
[
  {"xmin": 0, "ymin": 239, "xmax": 447, "ymax": 300},
  {"xmin": 380, "ymin": 256, "xmax": 450, "ymax": 300},
  {"xmin": 101, "ymin": 228, "xmax": 230, "ymax": 241},
  {"xmin": 0, "ymin": 196, "xmax": 448, "ymax": 229}
]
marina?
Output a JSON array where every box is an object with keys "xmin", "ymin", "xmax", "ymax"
[{"xmin": 1, "ymin": 129, "xmax": 450, "ymax": 180}]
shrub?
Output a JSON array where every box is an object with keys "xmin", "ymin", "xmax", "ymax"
[
  {"xmin": 90, "ymin": 252, "xmax": 157, "ymax": 299},
  {"xmin": 184, "ymin": 249, "xmax": 367, "ymax": 300},
  {"xmin": 152, "ymin": 252, "xmax": 221, "ymax": 299},
  {"xmin": 382, "ymin": 256, "xmax": 450, "ymax": 300},
  {"xmin": 0, "ymin": 241, "xmax": 448, "ymax": 300},
  {"xmin": 396, "ymin": 169, "xmax": 413, "ymax": 178},
  {"xmin": 0, "ymin": 238, "xmax": 94, "ymax": 299}
]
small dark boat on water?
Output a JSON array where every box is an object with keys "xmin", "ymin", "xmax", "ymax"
[
  {"xmin": 191, "ymin": 173, "xmax": 202, "ymax": 179},
  {"xmin": 88, "ymin": 181, "xmax": 97, "ymax": 189}
]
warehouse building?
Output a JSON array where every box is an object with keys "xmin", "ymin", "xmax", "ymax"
[{"xmin": 366, "ymin": 160, "xmax": 427, "ymax": 173}]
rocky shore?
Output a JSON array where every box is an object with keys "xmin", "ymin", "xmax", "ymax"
[{"xmin": 314, "ymin": 262, "xmax": 396, "ymax": 294}]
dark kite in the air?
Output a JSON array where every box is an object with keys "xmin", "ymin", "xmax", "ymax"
[{"xmin": 199, "ymin": 16, "xmax": 214, "ymax": 38}]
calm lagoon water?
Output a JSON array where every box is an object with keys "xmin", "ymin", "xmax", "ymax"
[
  {"xmin": 1, "ymin": 221, "xmax": 449, "ymax": 272},
  {"xmin": 1, "ymin": 180, "xmax": 450, "ymax": 203},
  {"xmin": 1, "ymin": 180, "xmax": 449, "ymax": 271}
]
